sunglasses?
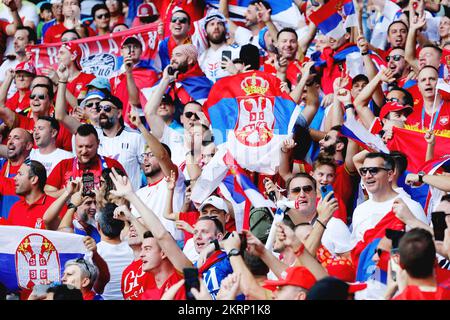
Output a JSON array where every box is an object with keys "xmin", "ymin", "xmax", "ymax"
[
  {"xmin": 171, "ymin": 17, "xmax": 188, "ymax": 24},
  {"xmin": 85, "ymin": 101, "xmax": 100, "ymax": 109},
  {"xmin": 290, "ymin": 185, "xmax": 314, "ymax": 194},
  {"xmin": 184, "ymin": 111, "xmax": 200, "ymax": 120},
  {"xmin": 386, "ymin": 97, "xmax": 401, "ymax": 103},
  {"xmin": 96, "ymin": 13, "xmax": 110, "ymax": 19},
  {"xmin": 30, "ymin": 94, "xmax": 47, "ymax": 100},
  {"xmin": 386, "ymin": 54, "xmax": 403, "ymax": 62},
  {"xmin": 359, "ymin": 167, "xmax": 390, "ymax": 176},
  {"xmin": 95, "ymin": 104, "xmax": 115, "ymax": 113},
  {"xmin": 374, "ymin": 248, "xmax": 385, "ymax": 256},
  {"xmin": 75, "ymin": 258, "xmax": 92, "ymax": 279}
]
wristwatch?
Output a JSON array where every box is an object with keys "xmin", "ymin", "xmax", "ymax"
[
  {"xmin": 418, "ymin": 171, "xmax": 425, "ymax": 184},
  {"xmin": 67, "ymin": 203, "xmax": 78, "ymax": 210},
  {"xmin": 227, "ymin": 248, "xmax": 240, "ymax": 258},
  {"xmin": 344, "ymin": 103, "xmax": 354, "ymax": 110}
]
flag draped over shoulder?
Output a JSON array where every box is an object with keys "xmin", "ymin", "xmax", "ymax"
[
  {"xmin": 309, "ymin": 0, "xmax": 357, "ymax": 40},
  {"xmin": 351, "ymin": 211, "xmax": 405, "ymax": 276},
  {"xmin": 0, "ymin": 226, "xmax": 87, "ymax": 293},
  {"xmin": 387, "ymin": 126, "xmax": 450, "ymax": 172},
  {"xmin": 28, "ymin": 23, "xmax": 160, "ymax": 78},
  {"xmin": 203, "ymin": 70, "xmax": 299, "ymax": 175}
]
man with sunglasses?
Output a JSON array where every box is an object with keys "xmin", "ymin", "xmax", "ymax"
[
  {"xmin": 351, "ymin": 153, "xmax": 427, "ymax": 246},
  {"xmin": 0, "ymin": 83, "xmax": 73, "ymax": 151},
  {"xmin": 385, "ymin": 48, "xmax": 411, "ymax": 88},
  {"xmin": 91, "ymin": 4, "xmax": 110, "ymax": 36},
  {"xmin": 158, "ymin": 10, "xmax": 192, "ymax": 71}
]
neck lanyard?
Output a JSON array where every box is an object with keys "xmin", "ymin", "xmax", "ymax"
[{"xmin": 422, "ymin": 100, "xmax": 443, "ymax": 130}]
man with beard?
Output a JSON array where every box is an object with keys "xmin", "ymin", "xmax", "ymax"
[
  {"xmin": 128, "ymin": 111, "xmax": 185, "ymax": 244},
  {"xmin": 6, "ymin": 160, "xmax": 66, "ymax": 230},
  {"xmin": 30, "ymin": 116, "xmax": 73, "ymax": 175},
  {"xmin": 0, "ymin": 127, "xmax": 33, "ymax": 218},
  {"xmin": 198, "ymin": 11, "xmax": 241, "ymax": 83},
  {"xmin": 45, "ymin": 124, "xmax": 125, "ymax": 198},
  {"xmin": 317, "ymin": 124, "xmax": 358, "ymax": 210}
]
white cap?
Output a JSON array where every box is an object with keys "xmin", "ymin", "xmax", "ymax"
[
  {"xmin": 198, "ymin": 196, "xmax": 229, "ymax": 213},
  {"xmin": 50, "ymin": 0, "xmax": 62, "ymax": 4}
]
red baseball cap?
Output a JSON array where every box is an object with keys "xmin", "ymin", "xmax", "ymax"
[
  {"xmin": 379, "ymin": 101, "xmax": 412, "ymax": 120},
  {"xmin": 120, "ymin": 35, "xmax": 142, "ymax": 49},
  {"xmin": 263, "ymin": 266, "xmax": 317, "ymax": 291},
  {"xmin": 61, "ymin": 41, "xmax": 82, "ymax": 70},
  {"xmin": 15, "ymin": 61, "xmax": 36, "ymax": 75},
  {"xmin": 137, "ymin": 2, "xmax": 158, "ymax": 17}
]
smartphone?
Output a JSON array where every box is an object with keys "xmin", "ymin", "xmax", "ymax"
[
  {"xmin": 167, "ymin": 66, "xmax": 175, "ymax": 75},
  {"xmin": 183, "ymin": 267, "xmax": 200, "ymax": 300},
  {"xmin": 184, "ymin": 180, "xmax": 191, "ymax": 187},
  {"xmin": 432, "ymin": 211, "xmax": 448, "ymax": 241},
  {"xmin": 320, "ymin": 185, "xmax": 334, "ymax": 200},
  {"xmin": 221, "ymin": 50, "xmax": 232, "ymax": 69},
  {"xmin": 239, "ymin": 233, "xmax": 247, "ymax": 253},
  {"xmin": 82, "ymin": 172, "xmax": 95, "ymax": 196}
]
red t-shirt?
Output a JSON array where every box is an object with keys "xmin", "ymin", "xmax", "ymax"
[
  {"xmin": 6, "ymin": 194, "xmax": 67, "ymax": 229},
  {"xmin": 393, "ymin": 285, "xmax": 450, "ymax": 300},
  {"xmin": 121, "ymin": 259, "xmax": 156, "ymax": 300},
  {"xmin": 44, "ymin": 23, "xmax": 95, "ymax": 43},
  {"xmin": 6, "ymin": 91, "xmax": 30, "ymax": 114},
  {"xmin": 67, "ymin": 72, "xmax": 96, "ymax": 100},
  {"xmin": 332, "ymin": 163, "xmax": 355, "ymax": 210},
  {"xmin": 0, "ymin": 161, "xmax": 21, "ymax": 178},
  {"xmin": 263, "ymin": 60, "xmax": 302, "ymax": 87},
  {"xmin": 140, "ymin": 270, "xmax": 186, "ymax": 300},
  {"xmin": 0, "ymin": 175, "xmax": 16, "ymax": 195},
  {"xmin": 47, "ymin": 156, "xmax": 125, "ymax": 190},
  {"xmin": 15, "ymin": 113, "xmax": 73, "ymax": 151},
  {"xmin": 406, "ymin": 100, "xmax": 450, "ymax": 131}
]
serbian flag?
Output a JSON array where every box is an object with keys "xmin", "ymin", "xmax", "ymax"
[
  {"xmin": 0, "ymin": 226, "xmax": 87, "ymax": 293},
  {"xmin": 204, "ymin": 0, "xmax": 302, "ymax": 29},
  {"xmin": 309, "ymin": 0, "xmax": 357, "ymax": 40},
  {"xmin": 203, "ymin": 70, "xmax": 299, "ymax": 175},
  {"xmin": 28, "ymin": 23, "xmax": 160, "ymax": 79},
  {"xmin": 222, "ymin": 152, "xmax": 275, "ymax": 230},
  {"xmin": 341, "ymin": 114, "xmax": 390, "ymax": 153},
  {"xmin": 387, "ymin": 126, "xmax": 450, "ymax": 173},
  {"xmin": 351, "ymin": 211, "xmax": 405, "ymax": 277}
]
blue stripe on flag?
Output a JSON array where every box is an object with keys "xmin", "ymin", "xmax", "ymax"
[{"xmin": 317, "ymin": 13, "xmax": 343, "ymax": 34}]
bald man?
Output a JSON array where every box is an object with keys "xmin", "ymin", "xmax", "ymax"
[{"xmin": 0, "ymin": 127, "xmax": 34, "ymax": 219}]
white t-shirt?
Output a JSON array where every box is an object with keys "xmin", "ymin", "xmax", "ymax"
[
  {"xmin": 198, "ymin": 43, "xmax": 241, "ymax": 83},
  {"xmin": 131, "ymin": 169, "xmax": 186, "ymax": 241},
  {"xmin": 321, "ymin": 217, "xmax": 353, "ymax": 254},
  {"xmin": 30, "ymin": 148, "xmax": 73, "ymax": 175},
  {"xmin": 351, "ymin": 193, "xmax": 428, "ymax": 247},
  {"xmin": 160, "ymin": 125, "xmax": 186, "ymax": 167},
  {"xmin": 96, "ymin": 240, "xmax": 134, "ymax": 300},
  {"xmin": 234, "ymin": 27, "xmax": 261, "ymax": 49},
  {"xmin": 98, "ymin": 127, "xmax": 146, "ymax": 191},
  {"xmin": 0, "ymin": 1, "xmax": 39, "ymax": 56}
]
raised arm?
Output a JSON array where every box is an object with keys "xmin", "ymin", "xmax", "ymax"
[
  {"xmin": 405, "ymin": 13, "xmax": 426, "ymax": 73},
  {"xmin": 222, "ymin": 231, "xmax": 269, "ymax": 300},
  {"xmin": 163, "ymin": 170, "xmax": 178, "ymax": 221},
  {"xmin": 279, "ymin": 138, "xmax": 296, "ymax": 182},
  {"xmin": 130, "ymin": 107, "xmax": 178, "ymax": 178},
  {"xmin": 143, "ymin": 65, "xmax": 175, "ymax": 140},
  {"xmin": 83, "ymin": 236, "xmax": 110, "ymax": 294},
  {"xmin": 54, "ymin": 64, "xmax": 81, "ymax": 134},
  {"xmin": 405, "ymin": 172, "xmax": 450, "ymax": 192},
  {"xmin": 219, "ymin": 0, "xmax": 238, "ymax": 34},
  {"xmin": 299, "ymin": 23, "xmax": 317, "ymax": 56},
  {"xmin": 3, "ymin": 0, "xmax": 23, "ymax": 36},
  {"xmin": 0, "ymin": 69, "xmax": 14, "ymax": 105},
  {"xmin": 109, "ymin": 168, "xmax": 193, "ymax": 271},
  {"xmin": 124, "ymin": 55, "xmax": 141, "ymax": 107},
  {"xmin": 424, "ymin": 130, "xmax": 435, "ymax": 162}
]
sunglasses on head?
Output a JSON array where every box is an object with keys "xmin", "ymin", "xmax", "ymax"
[
  {"xmin": 184, "ymin": 111, "xmax": 200, "ymax": 120},
  {"xmin": 30, "ymin": 94, "xmax": 47, "ymax": 100},
  {"xmin": 171, "ymin": 17, "xmax": 188, "ymax": 24},
  {"xmin": 386, "ymin": 54, "xmax": 403, "ymax": 62},
  {"xmin": 96, "ymin": 13, "xmax": 110, "ymax": 19},
  {"xmin": 359, "ymin": 166, "xmax": 390, "ymax": 176},
  {"xmin": 75, "ymin": 258, "xmax": 92, "ymax": 279},
  {"xmin": 290, "ymin": 185, "xmax": 314, "ymax": 194}
]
